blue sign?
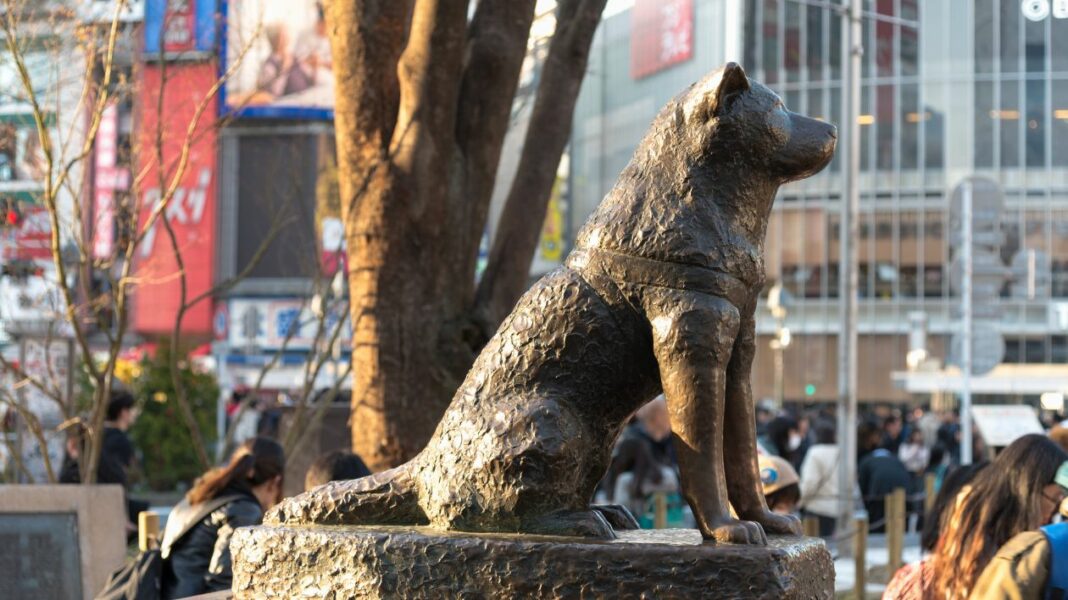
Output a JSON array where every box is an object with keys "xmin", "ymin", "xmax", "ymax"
[{"xmin": 144, "ymin": 0, "xmax": 217, "ymax": 56}]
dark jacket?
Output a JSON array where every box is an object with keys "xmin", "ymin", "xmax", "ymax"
[
  {"xmin": 858, "ymin": 449, "xmax": 912, "ymax": 533},
  {"xmin": 160, "ymin": 486, "xmax": 262, "ymax": 599}
]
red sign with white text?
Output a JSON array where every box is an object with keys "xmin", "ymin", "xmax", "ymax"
[
  {"xmin": 630, "ymin": 0, "xmax": 694, "ymax": 80},
  {"xmin": 132, "ymin": 62, "xmax": 217, "ymax": 336}
]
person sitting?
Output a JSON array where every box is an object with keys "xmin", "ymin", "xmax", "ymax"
[
  {"xmin": 161, "ymin": 437, "xmax": 285, "ymax": 599},
  {"xmin": 928, "ymin": 434, "xmax": 1067, "ymax": 599},
  {"xmin": 970, "ymin": 460, "xmax": 1068, "ymax": 599},
  {"xmin": 305, "ymin": 449, "xmax": 372, "ymax": 491}
]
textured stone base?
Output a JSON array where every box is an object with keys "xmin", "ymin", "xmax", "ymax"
[{"xmin": 231, "ymin": 525, "xmax": 833, "ymax": 599}]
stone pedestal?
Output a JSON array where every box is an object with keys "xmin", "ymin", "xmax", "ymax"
[{"xmin": 231, "ymin": 525, "xmax": 833, "ymax": 599}]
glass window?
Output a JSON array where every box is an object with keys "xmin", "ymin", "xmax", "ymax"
[
  {"xmin": 762, "ymin": 0, "xmax": 780, "ymax": 84},
  {"xmin": 876, "ymin": 84, "xmax": 895, "ymax": 170},
  {"xmin": 901, "ymin": 84, "xmax": 919, "ymax": 170},
  {"xmin": 900, "ymin": 0, "xmax": 918, "ymax": 77},
  {"xmin": 1000, "ymin": 79, "xmax": 1021, "ymax": 168},
  {"xmin": 1000, "ymin": 0, "xmax": 1021, "ymax": 74},
  {"xmin": 1054, "ymin": 12, "xmax": 1068, "ymax": 73},
  {"xmin": 808, "ymin": 88, "xmax": 824, "ymax": 123},
  {"xmin": 974, "ymin": 0, "xmax": 994, "ymax": 74},
  {"xmin": 785, "ymin": 1, "xmax": 800, "ymax": 83},
  {"xmin": 1025, "ymin": 14, "xmax": 1045, "ymax": 74},
  {"xmin": 925, "ymin": 107, "xmax": 944, "ymax": 169},
  {"xmin": 805, "ymin": 4, "xmax": 823, "ymax": 78},
  {"xmin": 1026, "ymin": 79, "xmax": 1045, "ymax": 167},
  {"xmin": 974, "ymin": 81, "xmax": 994, "ymax": 167},
  {"xmin": 874, "ymin": 0, "xmax": 894, "ymax": 78},
  {"xmin": 1054, "ymin": 80, "xmax": 1068, "ymax": 167},
  {"xmin": 829, "ymin": 10, "xmax": 841, "ymax": 82},
  {"xmin": 861, "ymin": 85, "xmax": 872, "ymax": 170}
]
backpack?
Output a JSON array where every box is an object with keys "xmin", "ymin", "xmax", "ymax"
[
  {"xmin": 1041, "ymin": 521, "xmax": 1068, "ymax": 600},
  {"xmin": 95, "ymin": 495, "xmax": 242, "ymax": 600}
]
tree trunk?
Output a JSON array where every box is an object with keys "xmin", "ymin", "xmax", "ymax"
[{"xmin": 330, "ymin": 0, "xmax": 602, "ymax": 471}]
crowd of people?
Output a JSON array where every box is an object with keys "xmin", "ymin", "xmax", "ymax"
[
  {"xmin": 597, "ymin": 397, "xmax": 1068, "ymax": 599},
  {"xmin": 81, "ymin": 388, "xmax": 1068, "ymax": 599}
]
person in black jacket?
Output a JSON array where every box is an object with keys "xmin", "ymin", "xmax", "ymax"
[{"xmin": 160, "ymin": 437, "xmax": 285, "ymax": 599}]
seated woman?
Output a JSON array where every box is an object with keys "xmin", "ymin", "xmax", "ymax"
[
  {"xmin": 926, "ymin": 434, "xmax": 1066, "ymax": 599},
  {"xmin": 160, "ymin": 437, "xmax": 285, "ymax": 599}
]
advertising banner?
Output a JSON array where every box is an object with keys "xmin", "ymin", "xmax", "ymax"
[
  {"xmin": 630, "ymin": 0, "xmax": 694, "ymax": 80},
  {"xmin": 222, "ymin": 0, "xmax": 333, "ymax": 118},
  {"xmin": 132, "ymin": 62, "xmax": 218, "ymax": 336}
]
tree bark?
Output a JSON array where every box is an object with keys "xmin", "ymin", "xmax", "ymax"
[
  {"xmin": 474, "ymin": 0, "xmax": 607, "ymax": 326},
  {"xmin": 330, "ymin": 0, "xmax": 600, "ymax": 470}
]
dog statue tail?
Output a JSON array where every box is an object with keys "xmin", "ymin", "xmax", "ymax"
[{"xmin": 264, "ymin": 463, "xmax": 427, "ymax": 526}]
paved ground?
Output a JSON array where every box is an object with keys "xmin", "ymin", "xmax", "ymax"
[{"xmin": 831, "ymin": 532, "xmax": 923, "ymax": 598}]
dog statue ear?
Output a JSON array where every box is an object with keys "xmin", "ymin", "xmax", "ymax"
[
  {"xmin": 683, "ymin": 63, "xmax": 751, "ymax": 123},
  {"xmin": 714, "ymin": 63, "xmax": 750, "ymax": 114}
]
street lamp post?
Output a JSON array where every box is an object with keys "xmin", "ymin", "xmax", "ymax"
[{"xmin": 768, "ymin": 283, "xmax": 790, "ymax": 411}]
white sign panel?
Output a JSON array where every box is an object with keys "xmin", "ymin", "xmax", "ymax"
[
  {"xmin": 972, "ymin": 404, "xmax": 1045, "ymax": 447},
  {"xmin": 228, "ymin": 298, "xmax": 351, "ymax": 351}
]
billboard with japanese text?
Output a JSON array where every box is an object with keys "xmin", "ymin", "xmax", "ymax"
[
  {"xmin": 630, "ymin": 0, "xmax": 694, "ymax": 79},
  {"xmin": 132, "ymin": 62, "xmax": 218, "ymax": 336}
]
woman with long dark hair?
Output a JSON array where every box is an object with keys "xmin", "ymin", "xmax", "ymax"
[
  {"xmin": 929, "ymin": 434, "xmax": 1067, "ymax": 598},
  {"xmin": 160, "ymin": 437, "xmax": 285, "ymax": 599}
]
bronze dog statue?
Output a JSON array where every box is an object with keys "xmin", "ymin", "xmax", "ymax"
[{"xmin": 267, "ymin": 63, "xmax": 837, "ymax": 544}]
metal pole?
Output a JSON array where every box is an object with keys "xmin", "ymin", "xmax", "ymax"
[
  {"xmin": 961, "ymin": 182, "xmax": 973, "ymax": 465},
  {"xmin": 836, "ymin": 0, "xmax": 862, "ymax": 539}
]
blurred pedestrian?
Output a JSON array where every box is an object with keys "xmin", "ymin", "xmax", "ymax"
[
  {"xmin": 602, "ymin": 396, "xmax": 677, "ymax": 517},
  {"xmin": 929, "ymin": 434, "xmax": 1067, "ymax": 598},
  {"xmin": 305, "ymin": 449, "xmax": 371, "ymax": 491},
  {"xmin": 882, "ymin": 414, "xmax": 905, "ymax": 454},
  {"xmin": 759, "ymin": 454, "xmax": 800, "ymax": 515},
  {"xmin": 797, "ymin": 420, "xmax": 839, "ymax": 537},
  {"xmin": 898, "ymin": 429, "xmax": 929, "ymax": 479},
  {"xmin": 858, "ymin": 420, "xmax": 912, "ymax": 534},
  {"xmin": 760, "ymin": 415, "xmax": 802, "ymax": 466},
  {"xmin": 161, "ymin": 437, "xmax": 285, "ymax": 599}
]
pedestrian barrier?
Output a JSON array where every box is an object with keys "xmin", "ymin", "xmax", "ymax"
[
  {"xmin": 854, "ymin": 514, "xmax": 868, "ymax": 599},
  {"xmin": 802, "ymin": 515, "xmax": 820, "ymax": 537},
  {"xmin": 653, "ymin": 492, "xmax": 667, "ymax": 529},
  {"xmin": 885, "ymin": 487, "xmax": 906, "ymax": 575}
]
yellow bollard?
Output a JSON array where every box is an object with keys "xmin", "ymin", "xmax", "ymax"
[
  {"xmin": 854, "ymin": 515, "xmax": 868, "ymax": 599},
  {"xmin": 138, "ymin": 511, "xmax": 160, "ymax": 552},
  {"xmin": 886, "ymin": 488, "xmax": 905, "ymax": 575},
  {"xmin": 924, "ymin": 472, "xmax": 937, "ymax": 513},
  {"xmin": 653, "ymin": 493, "xmax": 667, "ymax": 529}
]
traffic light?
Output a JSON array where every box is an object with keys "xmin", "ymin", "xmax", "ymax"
[{"xmin": 0, "ymin": 197, "xmax": 20, "ymax": 229}]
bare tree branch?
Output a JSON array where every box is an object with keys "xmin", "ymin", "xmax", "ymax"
[{"xmin": 474, "ymin": 0, "xmax": 606, "ymax": 325}]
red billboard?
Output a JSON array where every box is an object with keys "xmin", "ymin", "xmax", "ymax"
[
  {"xmin": 630, "ymin": 0, "xmax": 694, "ymax": 80},
  {"xmin": 132, "ymin": 62, "xmax": 217, "ymax": 336}
]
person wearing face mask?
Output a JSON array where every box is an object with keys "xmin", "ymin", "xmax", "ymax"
[
  {"xmin": 160, "ymin": 437, "xmax": 285, "ymax": 599},
  {"xmin": 857, "ymin": 419, "xmax": 913, "ymax": 534},
  {"xmin": 760, "ymin": 415, "xmax": 804, "ymax": 468}
]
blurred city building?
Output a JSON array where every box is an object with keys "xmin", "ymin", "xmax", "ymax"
[{"xmin": 568, "ymin": 0, "xmax": 1068, "ymax": 406}]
